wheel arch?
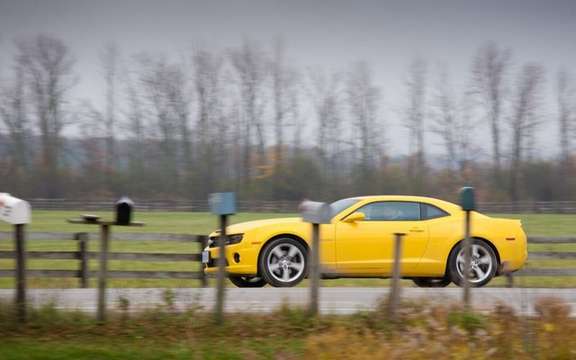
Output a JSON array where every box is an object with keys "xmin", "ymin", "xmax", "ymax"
[
  {"xmin": 256, "ymin": 233, "xmax": 309, "ymax": 275},
  {"xmin": 445, "ymin": 237, "xmax": 501, "ymax": 276}
]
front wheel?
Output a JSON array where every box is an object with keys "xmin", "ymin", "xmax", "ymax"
[
  {"xmin": 448, "ymin": 239, "xmax": 497, "ymax": 287},
  {"xmin": 259, "ymin": 238, "xmax": 308, "ymax": 287},
  {"xmin": 228, "ymin": 275, "xmax": 267, "ymax": 288}
]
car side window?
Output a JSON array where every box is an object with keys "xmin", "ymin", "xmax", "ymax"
[
  {"xmin": 357, "ymin": 201, "xmax": 421, "ymax": 221},
  {"xmin": 421, "ymin": 203, "xmax": 449, "ymax": 220}
]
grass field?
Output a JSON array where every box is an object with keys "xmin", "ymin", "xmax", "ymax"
[{"xmin": 1, "ymin": 211, "xmax": 576, "ymax": 288}]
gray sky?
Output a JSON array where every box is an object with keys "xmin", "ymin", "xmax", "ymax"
[{"xmin": 0, "ymin": 0, "xmax": 575, "ymax": 157}]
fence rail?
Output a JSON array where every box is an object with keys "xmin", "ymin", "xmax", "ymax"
[
  {"xmin": 0, "ymin": 232, "xmax": 576, "ymax": 281},
  {"xmin": 0, "ymin": 232, "xmax": 208, "ymax": 286},
  {"xmin": 25, "ymin": 198, "xmax": 576, "ymax": 213},
  {"xmin": 0, "ymin": 232, "xmax": 204, "ymax": 242}
]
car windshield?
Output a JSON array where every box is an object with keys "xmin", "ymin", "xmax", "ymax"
[{"xmin": 330, "ymin": 198, "xmax": 360, "ymax": 217}]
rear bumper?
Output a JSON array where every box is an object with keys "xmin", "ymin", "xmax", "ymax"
[{"xmin": 498, "ymin": 229, "xmax": 528, "ymax": 272}]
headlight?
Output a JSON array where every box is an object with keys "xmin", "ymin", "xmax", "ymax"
[
  {"xmin": 209, "ymin": 233, "xmax": 244, "ymax": 247},
  {"xmin": 227, "ymin": 233, "xmax": 244, "ymax": 245}
]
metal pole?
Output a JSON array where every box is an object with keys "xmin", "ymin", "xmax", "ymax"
[
  {"xmin": 309, "ymin": 223, "xmax": 320, "ymax": 316},
  {"xmin": 388, "ymin": 232, "xmax": 404, "ymax": 321},
  {"xmin": 215, "ymin": 214, "xmax": 227, "ymax": 324},
  {"xmin": 14, "ymin": 224, "xmax": 27, "ymax": 323},
  {"xmin": 97, "ymin": 224, "xmax": 110, "ymax": 322},
  {"xmin": 463, "ymin": 210, "xmax": 472, "ymax": 310}
]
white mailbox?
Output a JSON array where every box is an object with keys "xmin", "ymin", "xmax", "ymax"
[
  {"xmin": 0, "ymin": 193, "xmax": 31, "ymax": 225},
  {"xmin": 299, "ymin": 200, "xmax": 332, "ymax": 224}
]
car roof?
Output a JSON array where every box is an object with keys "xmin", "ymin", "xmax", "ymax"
[{"xmin": 342, "ymin": 195, "xmax": 462, "ymax": 214}]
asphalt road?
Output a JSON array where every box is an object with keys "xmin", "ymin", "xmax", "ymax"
[{"xmin": 1, "ymin": 287, "xmax": 574, "ymax": 316}]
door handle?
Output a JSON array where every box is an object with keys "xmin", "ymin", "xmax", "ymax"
[{"xmin": 409, "ymin": 228, "xmax": 424, "ymax": 233}]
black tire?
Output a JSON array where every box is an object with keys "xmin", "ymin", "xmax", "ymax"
[
  {"xmin": 228, "ymin": 275, "xmax": 267, "ymax": 288},
  {"xmin": 448, "ymin": 239, "xmax": 498, "ymax": 288},
  {"xmin": 259, "ymin": 237, "xmax": 308, "ymax": 287},
  {"xmin": 412, "ymin": 277, "xmax": 451, "ymax": 287}
]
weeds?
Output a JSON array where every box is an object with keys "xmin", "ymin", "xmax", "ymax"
[{"xmin": 0, "ymin": 297, "xmax": 576, "ymax": 359}]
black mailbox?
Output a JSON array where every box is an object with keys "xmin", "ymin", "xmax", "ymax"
[{"xmin": 115, "ymin": 196, "xmax": 134, "ymax": 225}]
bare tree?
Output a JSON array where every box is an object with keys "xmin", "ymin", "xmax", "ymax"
[
  {"xmin": 99, "ymin": 43, "xmax": 120, "ymax": 174},
  {"xmin": 508, "ymin": 64, "xmax": 545, "ymax": 201},
  {"xmin": 270, "ymin": 39, "xmax": 299, "ymax": 167},
  {"xmin": 229, "ymin": 40, "xmax": 268, "ymax": 184},
  {"xmin": 403, "ymin": 58, "xmax": 428, "ymax": 192},
  {"xmin": 0, "ymin": 64, "xmax": 31, "ymax": 184},
  {"xmin": 346, "ymin": 62, "xmax": 381, "ymax": 175},
  {"xmin": 17, "ymin": 35, "xmax": 77, "ymax": 197},
  {"xmin": 309, "ymin": 68, "xmax": 342, "ymax": 188},
  {"xmin": 76, "ymin": 100, "xmax": 107, "ymax": 192},
  {"xmin": 268, "ymin": 39, "xmax": 301, "ymax": 197},
  {"xmin": 431, "ymin": 67, "xmax": 476, "ymax": 181},
  {"xmin": 192, "ymin": 48, "xmax": 225, "ymax": 194},
  {"xmin": 136, "ymin": 54, "xmax": 191, "ymax": 194},
  {"xmin": 557, "ymin": 69, "xmax": 575, "ymax": 162},
  {"xmin": 122, "ymin": 69, "xmax": 150, "ymax": 195},
  {"xmin": 471, "ymin": 43, "xmax": 511, "ymax": 182}
]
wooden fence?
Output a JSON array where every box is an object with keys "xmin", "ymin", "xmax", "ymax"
[
  {"xmin": 0, "ymin": 231, "xmax": 576, "ymax": 280},
  {"xmin": 0, "ymin": 231, "xmax": 209, "ymax": 286}
]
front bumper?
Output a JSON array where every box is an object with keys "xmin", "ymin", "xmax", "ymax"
[{"xmin": 203, "ymin": 241, "xmax": 259, "ymax": 276}]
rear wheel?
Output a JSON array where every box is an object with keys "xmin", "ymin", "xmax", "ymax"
[
  {"xmin": 228, "ymin": 275, "xmax": 267, "ymax": 288},
  {"xmin": 448, "ymin": 239, "xmax": 497, "ymax": 287},
  {"xmin": 412, "ymin": 277, "xmax": 451, "ymax": 287},
  {"xmin": 260, "ymin": 237, "xmax": 308, "ymax": 287}
]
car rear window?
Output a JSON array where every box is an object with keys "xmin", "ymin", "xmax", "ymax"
[{"xmin": 421, "ymin": 203, "xmax": 450, "ymax": 220}]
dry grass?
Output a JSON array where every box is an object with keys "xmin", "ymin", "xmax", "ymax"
[{"xmin": 1, "ymin": 296, "xmax": 576, "ymax": 359}]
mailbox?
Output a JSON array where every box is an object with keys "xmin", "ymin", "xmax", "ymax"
[
  {"xmin": 115, "ymin": 196, "xmax": 134, "ymax": 225},
  {"xmin": 459, "ymin": 187, "xmax": 476, "ymax": 211},
  {"xmin": 299, "ymin": 200, "xmax": 332, "ymax": 224},
  {"xmin": 0, "ymin": 193, "xmax": 31, "ymax": 225},
  {"xmin": 209, "ymin": 192, "xmax": 236, "ymax": 215}
]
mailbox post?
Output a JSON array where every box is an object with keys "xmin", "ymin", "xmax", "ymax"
[
  {"xmin": 299, "ymin": 200, "xmax": 331, "ymax": 316},
  {"xmin": 209, "ymin": 192, "xmax": 236, "ymax": 325},
  {"xmin": 68, "ymin": 197, "xmax": 143, "ymax": 322},
  {"xmin": 459, "ymin": 187, "xmax": 475, "ymax": 311},
  {"xmin": 0, "ymin": 193, "xmax": 31, "ymax": 323},
  {"xmin": 388, "ymin": 232, "xmax": 406, "ymax": 322}
]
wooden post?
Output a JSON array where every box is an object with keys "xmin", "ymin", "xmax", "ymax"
[
  {"xmin": 97, "ymin": 224, "xmax": 110, "ymax": 322},
  {"xmin": 463, "ymin": 210, "xmax": 472, "ymax": 311},
  {"xmin": 76, "ymin": 232, "xmax": 89, "ymax": 288},
  {"xmin": 215, "ymin": 215, "xmax": 227, "ymax": 324},
  {"xmin": 200, "ymin": 235, "xmax": 208, "ymax": 287},
  {"xmin": 309, "ymin": 223, "xmax": 321, "ymax": 316},
  {"xmin": 387, "ymin": 232, "xmax": 405, "ymax": 321},
  {"xmin": 14, "ymin": 224, "xmax": 27, "ymax": 323},
  {"xmin": 502, "ymin": 261, "xmax": 514, "ymax": 288}
]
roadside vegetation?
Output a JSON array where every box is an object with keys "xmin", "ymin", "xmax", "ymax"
[{"xmin": 0, "ymin": 295, "xmax": 574, "ymax": 359}]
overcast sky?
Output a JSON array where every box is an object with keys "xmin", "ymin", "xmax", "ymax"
[{"xmin": 0, "ymin": 0, "xmax": 575, "ymax": 157}]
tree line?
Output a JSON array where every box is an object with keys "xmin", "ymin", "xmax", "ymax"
[{"xmin": 0, "ymin": 35, "xmax": 575, "ymax": 203}]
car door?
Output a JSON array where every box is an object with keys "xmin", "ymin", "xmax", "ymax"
[{"xmin": 335, "ymin": 201, "xmax": 430, "ymax": 275}]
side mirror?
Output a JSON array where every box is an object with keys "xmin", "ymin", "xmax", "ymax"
[{"xmin": 344, "ymin": 212, "xmax": 365, "ymax": 223}]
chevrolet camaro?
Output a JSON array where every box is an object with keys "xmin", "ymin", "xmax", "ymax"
[{"xmin": 203, "ymin": 195, "xmax": 527, "ymax": 288}]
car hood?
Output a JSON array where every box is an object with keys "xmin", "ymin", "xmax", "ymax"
[{"xmin": 210, "ymin": 217, "xmax": 303, "ymax": 236}]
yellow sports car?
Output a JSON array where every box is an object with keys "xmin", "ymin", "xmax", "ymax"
[{"xmin": 203, "ymin": 195, "xmax": 527, "ymax": 288}]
